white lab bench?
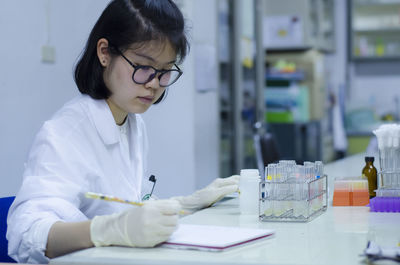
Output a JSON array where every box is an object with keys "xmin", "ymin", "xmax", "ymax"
[{"xmin": 50, "ymin": 153, "xmax": 400, "ymax": 265}]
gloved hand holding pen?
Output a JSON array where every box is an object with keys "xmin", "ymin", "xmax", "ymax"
[
  {"xmin": 171, "ymin": 175, "xmax": 240, "ymax": 213},
  {"xmin": 90, "ymin": 199, "xmax": 181, "ymax": 248}
]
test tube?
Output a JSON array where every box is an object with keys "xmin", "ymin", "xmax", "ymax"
[
  {"xmin": 274, "ymin": 163, "xmax": 283, "ymax": 216},
  {"xmin": 303, "ymin": 162, "xmax": 315, "ymax": 180},
  {"xmin": 277, "ymin": 160, "xmax": 288, "ymax": 182},
  {"xmin": 293, "ymin": 165, "xmax": 302, "ymax": 217},
  {"xmin": 296, "ymin": 165, "xmax": 307, "ymax": 217},
  {"xmin": 303, "ymin": 162, "xmax": 313, "ymax": 199},
  {"xmin": 315, "ymin": 161, "xmax": 324, "ymax": 178},
  {"xmin": 315, "ymin": 161, "xmax": 324, "ymax": 211},
  {"xmin": 396, "ymin": 127, "xmax": 400, "ymax": 173},
  {"xmin": 266, "ymin": 164, "xmax": 276, "ymax": 197},
  {"xmin": 304, "ymin": 161, "xmax": 317, "ymax": 215},
  {"xmin": 265, "ymin": 164, "xmax": 276, "ymax": 217},
  {"xmin": 391, "ymin": 130, "xmax": 399, "ymax": 188},
  {"xmin": 282, "ymin": 162, "xmax": 292, "ymax": 215},
  {"xmin": 287, "ymin": 160, "xmax": 296, "ymax": 181},
  {"xmin": 395, "ymin": 129, "xmax": 400, "ymax": 187}
]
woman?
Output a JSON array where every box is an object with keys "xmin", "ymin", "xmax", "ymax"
[{"xmin": 7, "ymin": 0, "xmax": 239, "ymax": 263}]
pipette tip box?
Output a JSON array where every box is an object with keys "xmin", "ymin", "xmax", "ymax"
[
  {"xmin": 332, "ymin": 177, "xmax": 369, "ymax": 206},
  {"xmin": 370, "ymin": 189, "xmax": 400, "ymax": 212},
  {"xmin": 369, "ymin": 197, "xmax": 400, "ymax": 212}
]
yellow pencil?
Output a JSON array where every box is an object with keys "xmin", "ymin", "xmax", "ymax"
[
  {"xmin": 84, "ymin": 192, "xmax": 187, "ymax": 215},
  {"xmin": 85, "ymin": 192, "xmax": 144, "ymax": 206}
]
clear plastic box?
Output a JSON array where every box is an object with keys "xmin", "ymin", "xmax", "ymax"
[{"xmin": 259, "ymin": 175, "xmax": 327, "ymax": 222}]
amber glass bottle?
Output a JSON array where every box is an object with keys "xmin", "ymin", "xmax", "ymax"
[{"xmin": 362, "ymin": 157, "xmax": 377, "ymax": 198}]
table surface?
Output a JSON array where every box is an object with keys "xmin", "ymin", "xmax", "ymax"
[{"xmin": 51, "ymin": 153, "xmax": 400, "ymax": 265}]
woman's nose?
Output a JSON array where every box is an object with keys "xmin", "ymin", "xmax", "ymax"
[{"xmin": 144, "ymin": 75, "xmax": 161, "ymax": 89}]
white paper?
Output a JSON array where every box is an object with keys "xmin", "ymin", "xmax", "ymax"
[
  {"xmin": 162, "ymin": 224, "xmax": 274, "ymax": 251},
  {"xmin": 195, "ymin": 44, "xmax": 218, "ymax": 92},
  {"xmin": 263, "ymin": 15, "xmax": 303, "ymax": 48}
]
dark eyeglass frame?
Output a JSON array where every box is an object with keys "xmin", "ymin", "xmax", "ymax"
[{"xmin": 112, "ymin": 46, "xmax": 183, "ymax": 87}]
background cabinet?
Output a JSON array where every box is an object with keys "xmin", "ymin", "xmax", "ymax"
[
  {"xmin": 262, "ymin": 0, "xmax": 336, "ymax": 163},
  {"xmin": 218, "ymin": 0, "xmax": 338, "ymax": 176},
  {"xmin": 263, "ymin": 0, "xmax": 335, "ymax": 52},
  {"xmin": 350, "ymin": 0, "xmax": 400, "ymax": 60},
  {"xmin": 265, "ymin": 50, "xmax": 326, "ymax": 121},
  {"xmin": 264, "ymin": 50, "xmax": 335, "ymax": 163}
]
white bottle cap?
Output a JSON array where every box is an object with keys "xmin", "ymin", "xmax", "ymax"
[{"xmin": 240, "ymin": 169, "xmax": 260, "ymax": 179}]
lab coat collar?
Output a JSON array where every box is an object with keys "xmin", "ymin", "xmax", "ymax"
[{"xmin": 86, "ymin": 95, "xmax": 120, "ymax": 145}]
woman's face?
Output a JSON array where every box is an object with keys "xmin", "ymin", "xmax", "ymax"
[{"xmin": 102, "ymin": 40, "xmax": 177, "ymax": 120}]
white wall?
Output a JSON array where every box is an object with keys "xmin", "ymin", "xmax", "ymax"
[
  {"xmin": 143, "ymin": 0, "xmax": 220, "ymax": 198},
  {"xmin": 0, "ymin": 0, "xmax": 220, "ymax": 199},
  {"xmin": 0, "ymin": 0, "xmax": 109, "ymax": 197},
  {"xmin": 349, "ymin": 75, "xmax": 400, "ymax": 116}
]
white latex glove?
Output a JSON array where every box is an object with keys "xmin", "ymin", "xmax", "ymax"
[
  {"xmin": 90, "ymin": 199, "xmax": 181, "ymax": 248},
  {"xmin": 172, "ymin": 175, "xmax": 240, "ymax": 212}
]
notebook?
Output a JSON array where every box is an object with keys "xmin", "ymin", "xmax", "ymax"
[{"xmin": 161, "ymin": 224, "xmax": 275, "ymax": 252}]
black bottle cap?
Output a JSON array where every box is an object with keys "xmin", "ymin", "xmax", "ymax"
[{"xmin": 365, "ymin": 156, "xmax": 374, "ymax": 162}]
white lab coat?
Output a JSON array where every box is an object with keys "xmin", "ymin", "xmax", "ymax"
[{"xmin": 7, "ymin": 94, "xmax": 151, "ymax": 263}]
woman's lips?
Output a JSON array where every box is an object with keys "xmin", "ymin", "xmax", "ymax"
[{"xmin": 138, "ymin": 96, "xmax": 154, "ymax": 104}]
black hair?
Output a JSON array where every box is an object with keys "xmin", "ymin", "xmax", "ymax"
[{"xmin": 74, "ymin": 0, "xmax": 189, "ymax": 102}]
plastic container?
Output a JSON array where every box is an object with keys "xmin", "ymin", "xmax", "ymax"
[
  {"xmin": 369, "ymin": 197, "xmax": 400, "ymax": 212},
  {"xmin": 239, "ymin": 169, "xmax": 260, "ymax": 215},
  {"xmin": 259, "ymin": 175, "xmax": 327, "ymax": 222},
  {"xmin": 332, "ymin": 177, "xmax": 369, "ymax": 206}
]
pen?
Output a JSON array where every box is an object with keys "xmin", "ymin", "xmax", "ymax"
[
  {"xmin": 85, "ymin": 192, "xmax": 144, "ymax": 206},
  {"xmin": 85, "ymin": 192, "xmax": 187, "ymax": 215}
]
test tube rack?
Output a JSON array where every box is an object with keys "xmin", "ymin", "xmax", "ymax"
[
  {"xmin": 259, "ymin": 175, "xmax": 327, "ymax": 222},
  {"xmin": 371, "ymin": 124, "xmax": 400, "ymax": 211},
  {"xmin": 371, "ymin": 150, "xmax": 400, "ymax": 212},
  {"xmin": 379, "ymin": 171, "xmax": 400, "ymax": 189},
  {"xmin": 378, "ymin": 146, "xmax": 400, "ymax": 189},
  {"xmin": 372, "ymin": 173, "xmax": 400, "ymax": 212}
]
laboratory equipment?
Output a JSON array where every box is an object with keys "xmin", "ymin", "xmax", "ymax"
[
  {"xmin": 240, "ymin": 169, "xmax": 260, "ymax": 215},
  {"xmin": 369, "ymin": 196, "xmax": 400, "ymax": 213},
  {"xmin": 370, "ymin": 123, "xmax": 400, "ymax": 212},
  {"xmin": 373, "ymin": 124, "xmax": 400, "ymax": 189},
  {"xmin": 332, "ymin": 177, "xmax": 369, "ymax": 206},
  {"xmin": 361, "ymin": 157, "xmax": 377, "ymax": 197},
  {"xmin": 259, "ymin": 160, "xmax": 327, "ymax": 222}
]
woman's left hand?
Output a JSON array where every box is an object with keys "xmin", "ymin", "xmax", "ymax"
[{"xmin": 171, "ymin": 175, "xmax": 240, "ymax": 213}]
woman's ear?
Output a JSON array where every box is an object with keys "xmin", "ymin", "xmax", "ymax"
[{"xmin": 97, "ymin": 38, "xmax": 110, "ymax": 67}]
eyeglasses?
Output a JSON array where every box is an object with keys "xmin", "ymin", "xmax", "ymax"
[{"xmin": 113, "ymin": 47, "xmax": 183, "ymax": 87}]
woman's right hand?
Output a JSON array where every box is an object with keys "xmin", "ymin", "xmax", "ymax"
[{"xmin": 90, "ymin": 199, "xmax": 181, "ymax": 247}]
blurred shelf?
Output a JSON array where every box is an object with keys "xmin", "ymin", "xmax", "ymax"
[
  {"xmin": 354, "ymin": 0, "xmax": 400, "ymax": 6},
  {"xmin": 266, "ymin": 71, "xmax": 305, "ymax": 81},
  {"xmin": 352, "ymin": 55, "xmax": 400, "ymax": 61},
  {"xmin": 350, "ymin": 0, "xmax": 400, "ymax": 60},
  {"xmin": 266, "ymin": 46, "xmax": 313, "ymax": 53},
  {"xmin": 354, "ymin": 27, "xmax": 400, "ymax": 33},
  {"xmin": 263, "ymin": 0, "xmax": 335, "ymax": 52}
]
